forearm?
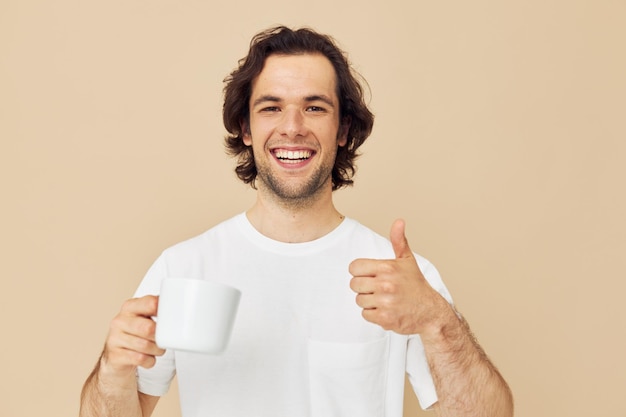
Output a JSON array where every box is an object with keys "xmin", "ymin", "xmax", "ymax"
[
  {"xmin": 422, "ymin": 308, "xmax": 514, "ymax": 417},
  {"xmin": 79, "ymin": 355, "xmax": 143, "ymax": 417}
]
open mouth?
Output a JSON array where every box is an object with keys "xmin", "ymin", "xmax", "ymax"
[{"xmin": 273, "ymin": 149, "xmax": 314, "ymax": 164}]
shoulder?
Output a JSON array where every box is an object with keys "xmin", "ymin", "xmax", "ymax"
[
  {"xmin": 134, "ymin": 214, "xmax": 243, "ymax": 297},
  {"xmin": 160, "ymin": 214, "xmax": 243, "ymax": 259},
  {"xmin": 343, "ymin": 218, "xmax": 395, "ymax": 257}
]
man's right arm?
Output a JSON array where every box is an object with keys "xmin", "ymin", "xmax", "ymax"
[{"xmin": 79, "ymin": 296, "xmax": 165, "ymax": 417}]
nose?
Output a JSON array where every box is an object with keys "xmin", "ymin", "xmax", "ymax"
[{"xmin": 278, "ymin": 108, "xmax": 308, "ymax": 138}]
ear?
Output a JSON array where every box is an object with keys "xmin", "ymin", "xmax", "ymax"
[
  {"xmin": 337, "ymin": 116, "xmax": 351, "ymax": 147},
  {"xmin": 241, "ymin": 121, "xmax": 252, "ymax": 146}
]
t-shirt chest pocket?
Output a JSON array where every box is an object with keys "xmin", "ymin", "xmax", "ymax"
[{"xmin": 307, "ymin": 335, "xmax": 389, "ymax": 417}]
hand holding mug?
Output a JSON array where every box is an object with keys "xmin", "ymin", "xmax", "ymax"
[{"xmin": 103, "ymin": 295, "xmax": 166, "ymax": 375}]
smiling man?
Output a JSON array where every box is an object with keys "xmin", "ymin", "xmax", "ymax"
[
  {"xmin": 243, "ymin": 53, "xmax": 349, "ymax": 240},
  {"xmin": 247, "ymin": 54, "xmax": 347, "ymax": 199},
  {"xmin": 80, "ymin": 26, "xmax": 513, "ymax": 417}
]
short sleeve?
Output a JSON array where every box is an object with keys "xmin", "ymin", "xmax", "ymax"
[{"xmin": 136, "ymin": 348, "xmax": 176, "ymax": 396}]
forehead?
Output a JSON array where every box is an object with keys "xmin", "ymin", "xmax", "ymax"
[{"xmin": 251, "ymin": 53, "xmax": 339, "ymax": 100}]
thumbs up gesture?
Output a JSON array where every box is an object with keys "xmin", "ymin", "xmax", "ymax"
[{"xmin": 349, "ymin": 219, "xmax": 449, "ymax": 335}]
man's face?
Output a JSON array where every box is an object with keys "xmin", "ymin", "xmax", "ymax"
[{"xmin": 243, "ymin": 53, "xmax": 348, "ymax": 204}]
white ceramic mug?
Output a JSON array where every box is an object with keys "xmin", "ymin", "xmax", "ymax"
[{"xmin": 155, "ymin": 278, "xmax": 241, "ymax": 354}]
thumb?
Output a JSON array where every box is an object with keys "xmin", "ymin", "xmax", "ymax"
[{"xmin": 390, "ymin": 219, "xmax": 413, "ymax": 259}]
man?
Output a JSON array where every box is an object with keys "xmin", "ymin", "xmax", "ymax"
[{"xmin": 80, "ymin": 26, "xmax": 513, "ymax": 417}]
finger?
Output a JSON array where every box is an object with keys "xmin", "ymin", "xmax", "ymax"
[
  {"xmin": 109, "ymin": 325, "xmax": 164, "ymax": 354},
  {"xmin": 360, "ymin": 307, "xmax": 379, "ymax": 326},
  {"xmin": 104, "ymin": 334, "xmax": 165, "ymax": 371},
  {"xmin": 349, "ymin": 276, "xmax": 376, "ymax": 294},
  {"xmin": 348, "ymin": 258, "xmax": 381, "ymax": 277},
  {"xmin": 120, "ymin": 295, "xmax": 159, "ymax": 318},
  {"xmin": 109, "ymin": 346, "xmax": 161, "ymax": 369},
  {"xmin": 390, "ymin": 219, "xmax": 414, "ymax": 260},
  {"xmin": 355, "ymin": 293, "xmax": 378, "ymax": 309},
  {"xmin": 122, "ymin": 332, "xmax": 166, "ymax": 357},
  {"xmin": 109, "ymin": 315, "xmax": 159, "ymax": 360},
  {"xmin": 121, "ymin": 315, "xmax": 158, "ymax": 341}
]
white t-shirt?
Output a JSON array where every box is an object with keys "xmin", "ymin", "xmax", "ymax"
[{"xmin": 134, "ymin": 213, "xmax": 453, "ymax": 416}]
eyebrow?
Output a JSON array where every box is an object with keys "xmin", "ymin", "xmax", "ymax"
[{"xmin": 252, "ymin": 94, "xmax": 336, "ymax": 108}]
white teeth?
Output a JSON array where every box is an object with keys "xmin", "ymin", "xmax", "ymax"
[{"xmin": 275, "ymin": 150, "xmax": 312, "ymax": 161}]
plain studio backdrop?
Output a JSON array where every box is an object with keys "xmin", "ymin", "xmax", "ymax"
[{"xmin": 1, "ymin": 1, "xmax": 625, "ymax": 416}]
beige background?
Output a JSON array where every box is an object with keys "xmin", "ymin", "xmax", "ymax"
[{"xmin": 2, "ymin": 1, "xmax": 625, "ymax": 416}]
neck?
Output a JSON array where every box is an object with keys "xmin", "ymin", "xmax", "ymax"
[{"xmin": 246, "ymin": 186, "xmax": 344, "ymax": 243}]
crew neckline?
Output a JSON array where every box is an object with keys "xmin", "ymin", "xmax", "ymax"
[{"xmin": 234, "ymin": 212, "xmax": 356, "ymax": 255}]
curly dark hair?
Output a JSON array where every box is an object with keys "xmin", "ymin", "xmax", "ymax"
[{"xmin": 223, "ymin": 26, "xmax": 374, "ymax": 190}]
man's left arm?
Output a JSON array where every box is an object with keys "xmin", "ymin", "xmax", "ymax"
[
  {"xmin": 419, "ymin": 304, "xmax": 513, "ymax": 416},
  {"xmin": 349, "ymin": 219, "xmax": 513, "ymax": 417}
]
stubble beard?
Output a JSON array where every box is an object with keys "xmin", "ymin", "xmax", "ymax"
[{"xmin": 255, "ymin": 151, "xmax": 337, "ymax": 210}]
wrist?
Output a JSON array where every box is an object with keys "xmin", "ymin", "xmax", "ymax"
[
  {"xmin": 420, "ymin": 304, "xmax": 467, "ymax": 350},
  {"xmin": 98, "ymin": 355, "xmax": 138, "ymax": 392}
]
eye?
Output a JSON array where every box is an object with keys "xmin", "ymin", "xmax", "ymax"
[
  {"xmin": 260, "ymin": 106, "xmax": 280, "ymax": 112},
  {"xmin": 307, "ymin": 106, "xmax": 326, "ymax": 112}
]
